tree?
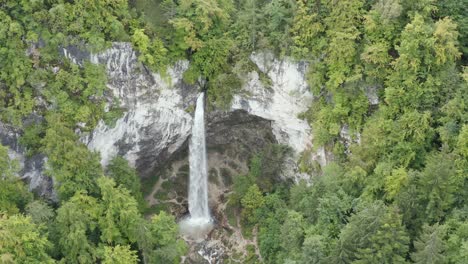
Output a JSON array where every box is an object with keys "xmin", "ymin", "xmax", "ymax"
[
  {"xmin": 41, "ymin": 113, "xmax": 103, "ymax": 201},
  {"xmin": 229, "ymin": 174, "xmax": 255, "ymax": 209},
  {"xmin": 457, "ymin": 125, "xmax": 468, "ymax": 159},
  {"xmin": 168, "ymin": 0, "xmax": 230, "ymax": 53},
  {"xmin": 97, "ymin": 176, "xmax": 141, "ymax": 244},
  {"xmin": 444, "ymin": 210, "xmax": 468, "ymax": 263},
  {"xmin": 107, "ymin": 156, "xmax": 145, "ymax": 211},
  {"xmin": 361, "ymin": 0, "xmax": 402, "ymax": 82},
  {"xmin": 241, "ymin": 184, "xmax": 265, "ymax": 224},
  {"xmin": 333, "ymin": 201, "xmax": 409, "ymax": 263},
  {"xmin": 25, "ymin": 200, "xmax": 55, "ymax": 226},
  {"xmin": 233, "ymin": 0, "xmax": 263, "ymax": 50},
  {"xmin": 436, "ymin": 0, "xmax": 468, "ymax": 63},
  {"xmin": 0, "ymin": 213, "xmax": 54, "ymax": 263},
  {"xmin": 290, "ymin": 0, "xmax": 324, "ymax": 59},
  {"xmin": 262, "ymin": 0, "xmax": 296, "ymax": 55},
  {"xmin": 258, "ymin": 216, "xmax": 284, "ymax": 263},
  {"xmin": 411, "ymin": 224, "xmax": 446, "ymax": 264},
  {"xmin": 385, "ymin": 14, "xmax": 460, "ymax": 115},
  {"xmin": 139, "ymin": 211, "xmax": 187, "ymax": 263},
  {"xmin": 55, "ymin": 192, "xmax": 101, "ymax": 263},
  {"xmin": 46, "ymin": 0, "xmax": 131, "ymax": 51},
  {"xmin": 323, "ymin": 0, "xmax": 364, "ymax": 89},
  {"xmin": 184, "ymin": 37, "xmax": 233, "ymax": 84},
  {"xmin": 416, "ymin": 149, "xmax": 459, "ymax": 222},
  {"xmin": 131, "ymin": 28, "xmax": 168, "ymax": 73},
  {"xmin": 100, "ymin": 245, "xmax": 138, "ymax": 264},
  {"xmin": 301, "ymin": 232, "xmax": 327, "ymax": 264},
  {"xmin": 280, "ymin": 211, "xmax": 305, "ymax": 258}
]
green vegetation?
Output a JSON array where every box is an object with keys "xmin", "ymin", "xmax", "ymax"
[{"xmin": 0, "ymin": 0, "xmax": 467, "ymax": 263}]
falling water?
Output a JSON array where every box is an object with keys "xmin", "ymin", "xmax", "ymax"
[
  {"xmin": 179, "ymin": 92, "xmax": 213, "ymax": 241},
  {"xmin": 188, "ymin": 92, "xmax": 210, "ymax": 220}
]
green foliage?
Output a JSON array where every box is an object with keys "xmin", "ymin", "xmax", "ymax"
[
  {"xmin": 241, "ymin": 184, "xmax": 265, "ymax": 224},
  {"xmin": 97, "ymin": 177, "xmax": 141, "ymax": 244},
  {"xmin": 41, "ymin": 114, "xmax": 103, "ymax": 201},
  {"xmin": 280, "ymin": 211, "xmax": 305, "ymax": 258},
  {"xmin": 436, "ymin": 0, "xmax": 468, "ymax": 63},
  {"xmin": 25, "ymin": 200, "xmax": 55, "ymax": 226},
  {"xmin": 323, "ymin": 0, "xmax": 364, "ymax": 89},
  {"xmin": 262, "ymin": 0, "xmax": 296, "ymax": 55},
  {"xmin": 301, "ymin": 232, "xmax": 327, "ymax": 264},
  {"xmin": 0, "ymin": 213, "xmax": 54, "ymax": 264},
  {"xmin": 334, "ymin": 201, "xmax": 409, "ymax": 263},
  {"xmin": 415, "ymin": 149, "xmax": 459, "ymax": 222},
  {"xmin": 290, "ymin": 0, "xmax": 324, "ymax": 59},
  {"xmin": 100, "ymin": 245, "xmax": 139, "ymax": 264},
  {"xmin": 55, "ymin": 192, "xmax": 101, "ymax": 263},
  {"xmin": 444, "ymin": 210, "xmax": 468, "ymax": 263},
  {"xmin": 139, "ymin": 211, "xmax": 188, "ymax": 263},
  {"xmin": 411, "ymin": 224, "xmax": 447, "ymax": 264},
  {"xmin": 131, "ymin": 29, "xmax": 168, "ymax": 73},
  {"xmin": 47, "ymin": 0, "xmax": 131, "ymax": 51},
  {"xmin": 107, "ymin": 156, "xmax": 145, "ymax": 211},
  {"xmin": 0, "ymin": 145, "xmax": 32, "ymax": 214}
]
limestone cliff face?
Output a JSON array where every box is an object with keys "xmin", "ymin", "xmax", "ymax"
[
  {"xmin": 77, "ymin": 45, "xmax": 324, "ymax": 181},
  {"xmin": 73, "ymin": 43, "xmax": 196, "ymax": 177},
  {"xmin": 2, "ymin": 42, "xmax": 326, "ymax": 200}
]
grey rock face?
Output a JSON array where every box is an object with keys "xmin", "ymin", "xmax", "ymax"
[
  {"xmin": 0, "ymin": 121, "xmax": 55, "ymax": 201},
  {"xmin": 67, "ymin": 43, "xmax": 199, "ymax": 177},
  {"xmin": 68, "ymin": 45, "xmax": 323, "ymax": 181}
]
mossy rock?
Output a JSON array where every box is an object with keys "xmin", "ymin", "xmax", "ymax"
[
  {"xmin": 177, "ymin": 164, "xmax": 190, "ymax": 175},
  {"xmin": 220, "ymin": 167, "xmax": 233, "ymax": 186},
  {"xmin": 153, "ymin": 190, "xmax": 169, "ymax": 201},
  {"xmin": 161, "ymin": 180, "xmax": 174, "ymax": 190},
  {"xmin": 173, "ymin": 172, "xmax": 189, "ymax": 197},
  {"xmin": 176, "ymin": 196, "xmax": 184, "ymax": 204},
  {"xmin": 227, "ymin": 160, "xmax": 240, "ymax": 171},
  {"xmin": 141, "ymin": 175, "xmax": 159, "ymax": 196},
  {"xmin": 167, "ymin": 191, "xmax": 177, "ymax": 200},
  {"xmin": 146, "ymin": 203, "xmax": 170, "ymax": 215},
  {"xmin": 209, "ymin": 168, "xmax": 220, "ymax": 184}
]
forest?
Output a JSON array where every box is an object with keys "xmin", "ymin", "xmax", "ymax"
[{"xmin": 0, "ymin": 0, "xmax": 467, "ymax": 263}]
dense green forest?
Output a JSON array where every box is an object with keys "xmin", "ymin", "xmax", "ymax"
[{"xmin": 0, "ymin": 0, "xmax": 467, "ymax": 263}]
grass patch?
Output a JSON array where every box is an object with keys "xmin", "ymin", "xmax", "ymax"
[
  {"xmin": 226, "ymin": 203, "xmax": 238, "ymax": 228},
  {"xmin": 241, "ymin": 223, "xmax": 254, "ymax": 240},
  {"xmin": 245, "ymin": 244, "xmax": 259, "ymax": 263}
]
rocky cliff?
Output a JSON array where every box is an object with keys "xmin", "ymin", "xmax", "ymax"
[
  {"xmin": 2, "ymin": 41, "xmax": 324, "ymax": 206},
  {"xmin": 71, "ymin": 43, "xmax": 323, "ymax": 183}
]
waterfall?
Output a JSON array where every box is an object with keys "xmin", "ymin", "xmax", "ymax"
[
  {"xmin": 179, "ymin": 92, "xmax": 213, "ymax": 241},
  {"xmin": 188, "ymin": 92, "xmax": 210, "ymax": 221}
]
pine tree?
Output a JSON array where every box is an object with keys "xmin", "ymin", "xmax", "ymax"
[{"xmin": 411, "ymin": 224, "xmax": 446, "ymax": 264}]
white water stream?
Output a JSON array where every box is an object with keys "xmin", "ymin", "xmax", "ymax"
[{"xmin": 179, "ymin": 92, "xmax": 213, "ymax": 241}]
